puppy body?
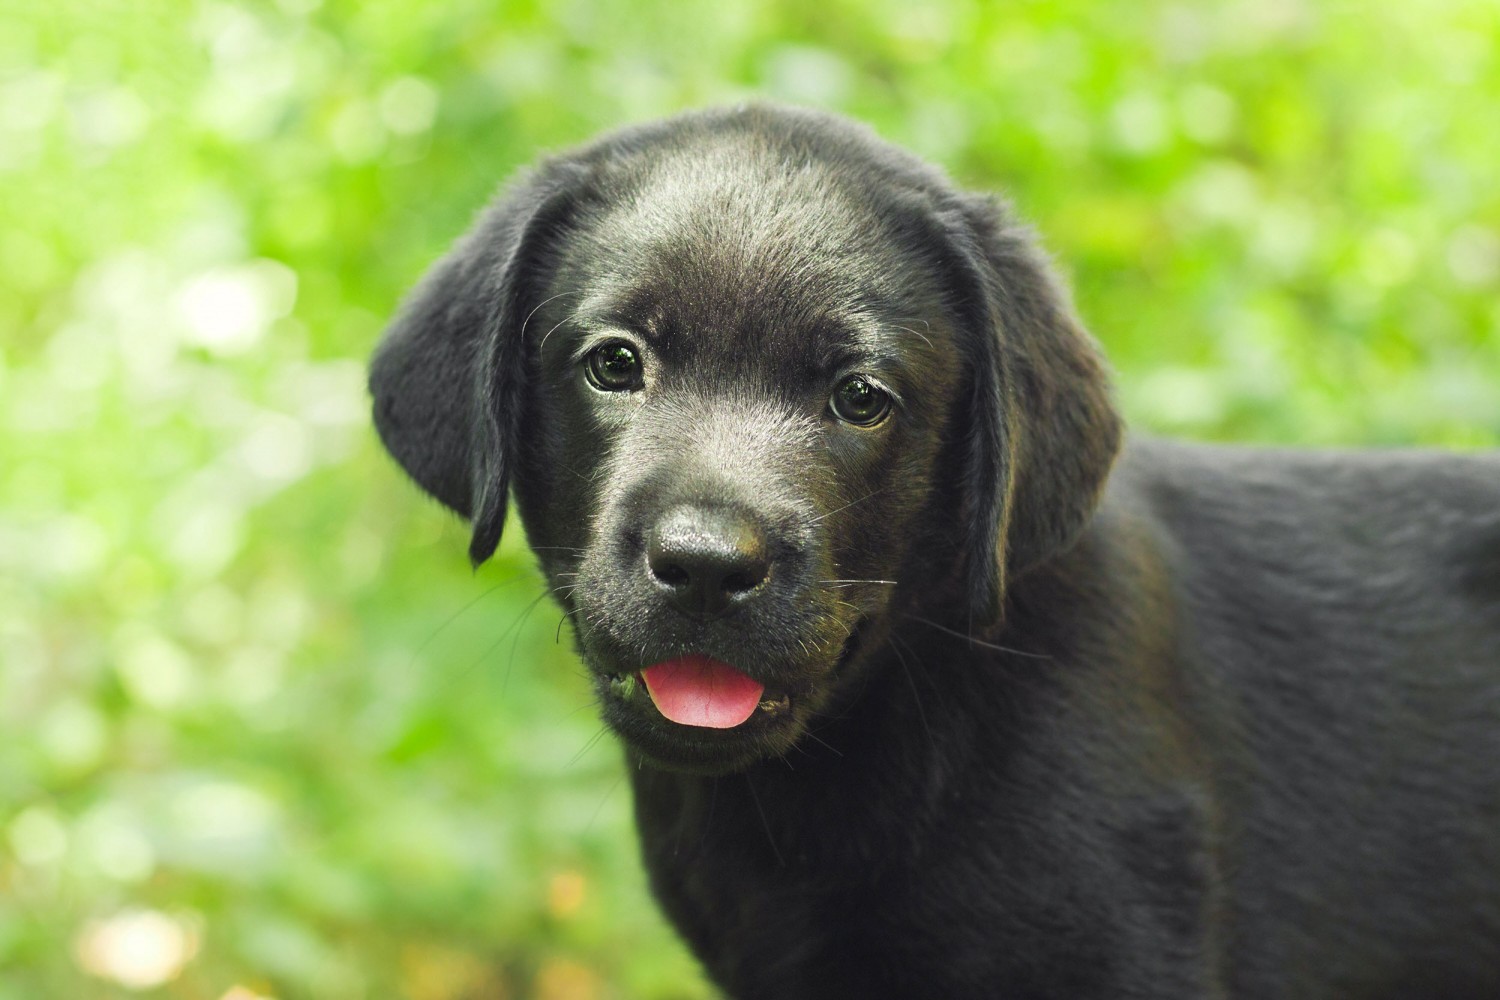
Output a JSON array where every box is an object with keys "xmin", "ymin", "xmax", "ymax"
[
  {"xmin": 634, "ymin": 442, "xmax": 1500, "ymax": 999},
  {"xmin": 371, "ymin": 106, "xmax": 1500, "ymax": 999}
]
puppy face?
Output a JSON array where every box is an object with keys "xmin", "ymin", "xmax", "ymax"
[
  {"xmin": 511, "ymin": 142, "xmax": 965, "ymax": 770},
  {"xmin": 370, "ymin": 106, "xmax": 1121, "ymax": 775}
]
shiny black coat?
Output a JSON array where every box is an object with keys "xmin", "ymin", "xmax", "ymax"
[{"xmin": 371, "ymin": 105, "xmax": 1500, "ymax": 999}]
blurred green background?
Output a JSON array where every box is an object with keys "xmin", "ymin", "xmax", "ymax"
[{"xmin": 2, "ymin": 0, "xmax": 1497, "ymax": 997}]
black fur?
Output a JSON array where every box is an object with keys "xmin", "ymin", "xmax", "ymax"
[{"xmin": 370, "ymin": 105, "xmax": 1500, "ymax": 999}]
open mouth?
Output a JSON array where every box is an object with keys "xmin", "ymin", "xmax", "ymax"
[
  {"xmin": 600, "ymin": 655, "xmax": 798, "ymax": 773},
  {"xmin": 605, "ymin": 654, "xmax": 791, "ymax": 730},
  {"xmin": 592, "ymin": 622, "xmax": 865, "ymax": 772}
]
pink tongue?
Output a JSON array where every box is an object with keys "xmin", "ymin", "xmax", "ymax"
[{"xmin": 642, "ymin": 656, "xmax": 765, "ymax": 729}]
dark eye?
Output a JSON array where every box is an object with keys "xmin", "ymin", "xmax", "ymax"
[
  {"xmin": 829, "ymin": 375, "xmax": 891, "ymax": 426},
  {"xmin": 584, "ymin": 342, "xmax": 643, "ymax": 392}
]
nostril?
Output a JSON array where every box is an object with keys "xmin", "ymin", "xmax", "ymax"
[
  {"xmin": 644, "ymin": 505, "xmax": 773, "ymax": 614},
  {"xmin": 721, "ymin": 564, "xmax": 767, "ymax": 594},
  {"xmin": 652, "ymin": 561, "xmax": 691, "ymax": 588}
]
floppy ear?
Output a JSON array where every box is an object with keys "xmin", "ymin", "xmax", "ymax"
[
  {"xmin": 369, "ymin": 165, "xmax": 586, "ymax": 566},
  {"xmin": 943, "ymin": 194, "xmax": 1123, "ymax": 623}
]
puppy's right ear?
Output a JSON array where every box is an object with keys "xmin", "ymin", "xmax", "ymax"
[{"xmin": 369, "ymin": 164, "xmax": 586, "ymax": 565}]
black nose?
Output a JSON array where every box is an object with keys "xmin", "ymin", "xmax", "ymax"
[{"xmin": 646, "ymin": 506, "xmax": 771, "ymax": 618}]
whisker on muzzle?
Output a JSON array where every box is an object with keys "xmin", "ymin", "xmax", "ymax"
[
  {"xmin": 902, "ymin": 613, "xmax": 1052, "ymax": 660},
  {"xmin": 554, "ymin": 604, "xmax": 583, "ymax": 643},
  {"xmin": 409, "ymin": 570, "xmax": 543, "ymax": 671},
  {"xmin": 812, "ymin": 488, "xmax": 886, "ymax": 523},
  {"xmin": 567, "ymin": 724, "xmax": 614, "ymax": 767}
]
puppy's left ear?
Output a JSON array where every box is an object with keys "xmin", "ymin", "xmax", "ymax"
[
  {"xmin": 369, "ymin": 164, "xmax": 587, "ymax": 566},
  {"xmin": 943, "ymin": 194, "xmax": 1123, "ymax": 623}
]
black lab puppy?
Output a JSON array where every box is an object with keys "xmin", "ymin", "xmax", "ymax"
[{"xmin": 370, "ymin": 105, "xmax": 1500, "ymax": 999}]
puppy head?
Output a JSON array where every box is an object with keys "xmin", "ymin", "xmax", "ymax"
[{"xmin": 370, "ymin": 106, "xmax": 1120, "ymax": 773}]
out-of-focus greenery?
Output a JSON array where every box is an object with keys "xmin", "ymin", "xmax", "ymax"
[{"xmin": 2, "ymin": 0, "xmax": 1496, "ymax": 997}]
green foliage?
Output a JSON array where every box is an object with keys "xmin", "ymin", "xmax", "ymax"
[{"xmin": 1, "ymin": 0, "xmax": 1496, "ymax": 997}]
